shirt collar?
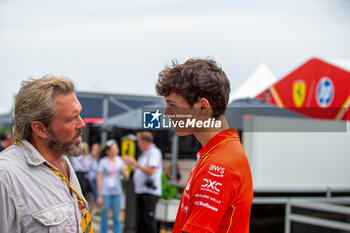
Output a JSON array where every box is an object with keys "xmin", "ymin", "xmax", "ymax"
[
  {"xmin": 19, "ymin": 140, "xmax": 48, "ymax": 166},
  {"xmin": 143, "ymin": 143, "xmax": 155, "ymax": 153},
  {"xmin": 198, "ymin": 128, "xmax": 240, "ymax": 159}
]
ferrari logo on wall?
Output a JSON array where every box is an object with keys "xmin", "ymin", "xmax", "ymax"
[{"xmin": 293, "ymin": 80, "xmax": 306, "ymax": 108}]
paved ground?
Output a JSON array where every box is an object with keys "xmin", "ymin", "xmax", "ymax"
[{"xmin": 90, "ymin": 211, "xmax": 173, "ymax": 233}]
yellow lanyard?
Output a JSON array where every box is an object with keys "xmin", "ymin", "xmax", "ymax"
[
  {"xmin": 16, "ymin": 141, "xmax": 94, "ymax": 233},
  {"xmin": 45, "ymin": 164, "xmax": 94, "ymax": 233},
  {"xmin": 45, "ymin": 164, "xmax": 87, "ymax": 216}
]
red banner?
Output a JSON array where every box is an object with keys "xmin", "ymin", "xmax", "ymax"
[{"xmin": 256, "ymin": 58, "xmax": 350, "ymax": 120}]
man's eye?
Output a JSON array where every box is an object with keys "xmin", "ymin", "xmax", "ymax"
[{"xmin": 69, "ymin": 116, "xmax": 78, "ymax": 122}]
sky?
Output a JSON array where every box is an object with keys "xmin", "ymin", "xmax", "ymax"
[{"xmin": 0, "ymin": 0, "xmax": 349, "ymax": 113}]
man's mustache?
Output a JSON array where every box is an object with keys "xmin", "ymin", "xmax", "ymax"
[{"xmin": 74, "ymin": 129, "xmax": 82, "ymax": 138}]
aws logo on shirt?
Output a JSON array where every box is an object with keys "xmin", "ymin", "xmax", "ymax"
[{"xmin": 208, "ymin": 164, "xmax": 225, "ymax": 178}]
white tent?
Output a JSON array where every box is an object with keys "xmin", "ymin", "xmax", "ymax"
[
  {"xmin": 324, "ymin": 57, "xmax": 350, "ymax": 72},
  {"xmin": 229, "ymin": 63, "xmax": 277, "ymax": 102}
]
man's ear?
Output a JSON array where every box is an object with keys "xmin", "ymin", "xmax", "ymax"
[
  {"xmin": 31, "ymin": 121, "xmax": 49, "ymax": 139},
  {"xmin": 198, "ymin": 98, "xmax": 212, "ymax": 115}
]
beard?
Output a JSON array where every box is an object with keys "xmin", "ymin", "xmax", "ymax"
[{"xmin": 46, "ymin": 127, "xmax": 83, "ymax": 157}]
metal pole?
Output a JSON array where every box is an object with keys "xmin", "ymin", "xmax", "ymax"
[
  {"xmin": 101, "ymin": 96, "xmax": 108, "ymax": 145},
  {"xmin": 285, "ymin": 199, "xmax": 291, "ymax": 233},
  {"xmin": 171, "ymin": 132, "xmax": 179, "ymax": 183}
]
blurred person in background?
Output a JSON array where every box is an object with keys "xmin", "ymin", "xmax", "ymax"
[
  {"xmin": 165, "ymin": 162, "xmax": 181, "ymax": 183},
  {"xmin": 97, "ymin": 139, "xmax": 129, "ymax": 233},
  {"xmin": 0, "ymin": 75, "xmax": 92, "ymax": 233},
  {"xmin": 0, "ymin": 132, "xmax": 11, "ymax": 151},
  {"xmin": 0, "ymin": 134, "xmax": 6, "ymax": 152},
  {"xmin": 71, "ymin": 141, "xmax": 93, "ymax": 198},
  {"xmin": 2, "ymin": 131, "xmax": 12, "ymax": 148},
  {"xmin": 123, "ymin": 131, "xmax": 162, "ymax": 233},
  {"xmin": 88, "ymin": 142, "xmax": 100, "ymax": 203}
]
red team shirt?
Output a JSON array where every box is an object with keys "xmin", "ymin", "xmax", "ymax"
[{"xmin": 172, "ymin": 128, "xmax": 253, "ymax": 233}]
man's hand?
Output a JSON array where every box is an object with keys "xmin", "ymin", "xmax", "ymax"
[
  {"xmin": 123, "ymin": 156, "xmax": 138, "ymax": 170},
  {"xmin": 96, "ymin": 196, "xmax": 104, "ymax": 208}
]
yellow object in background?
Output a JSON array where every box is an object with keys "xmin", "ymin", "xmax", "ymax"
[
  {"xmin": 121, "ymin": 134, "xmax": 136, "ymax": 174},
  {"xmin": 293, "ymin": 80, "xmax": 306, "ymax": 108}
]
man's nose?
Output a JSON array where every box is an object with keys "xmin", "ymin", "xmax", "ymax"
[{"xmin": 77, "ymin": 115, "xmax": 86, "ymax": 129}]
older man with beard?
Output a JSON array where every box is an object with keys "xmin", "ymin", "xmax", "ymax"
[{"xmin": 0, "ymin": 75, "xmax": 92, "ymax": 233}]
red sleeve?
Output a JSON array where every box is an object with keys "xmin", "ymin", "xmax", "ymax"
[{"xmin": 182, "ymin": 163, "xmax": 240, "ymax": 232}]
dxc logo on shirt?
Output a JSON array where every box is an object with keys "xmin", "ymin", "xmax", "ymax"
[{"xmin": 201, "ymin": 178, "xmax": 222, "ymax": 192}]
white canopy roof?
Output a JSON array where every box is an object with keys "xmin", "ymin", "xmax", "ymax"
[
  {"xmin": 324, "ymin": 57, "xmax": 350, "ymax": 72},
  {"xmin": 230, "ymin": 63, "xmax": 277, "ymax": 102}
]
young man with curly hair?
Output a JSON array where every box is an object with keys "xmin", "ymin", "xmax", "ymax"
[{"xmin": 156, "ymin": 58, "xmax": 253, "ymax": 233}]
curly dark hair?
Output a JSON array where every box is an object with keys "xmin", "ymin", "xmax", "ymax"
[{"xmin": 156, "ymin": 58, "xmax": 230, "ymax": 118}]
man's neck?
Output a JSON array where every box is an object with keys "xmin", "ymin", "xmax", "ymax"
[
  {"xmin": 193, "ymin": 115, "xmax": 229, "ymax": 147},
  {"xmin": 30, "ymin": 137, "xmax": 64, "ymax": 168},
  {"xmin": 29, "ymin": 137, "xmax": 71, "ymax": 194},
  {"xmin": 107, "ymin": 154, "xmax": 116, "ymax": 162},
  {"xmin": 143, "ymin": 143, "xmax": 152, "ymax": 152}
]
